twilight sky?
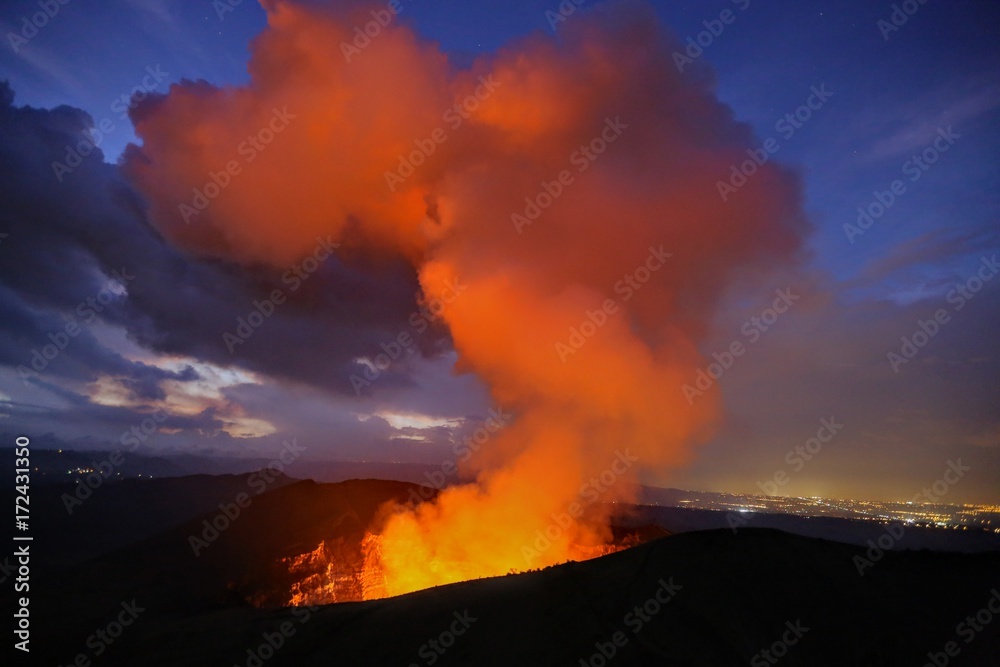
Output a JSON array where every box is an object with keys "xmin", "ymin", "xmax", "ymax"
[{"xmin": 0, "ymin": 0, "xmax": 997, "ymax": 503}]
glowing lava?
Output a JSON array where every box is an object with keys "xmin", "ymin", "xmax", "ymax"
[
  {"xmin": 280, "ymin": 535, "xmax": 389, "ymax": 604},
  {"xmin": 283, "ymin": 516, "xmax": 635, "ymax": 605},
  {"xmin": 360, "ymin": 525, "xmax": 625, "ymax": 600}
]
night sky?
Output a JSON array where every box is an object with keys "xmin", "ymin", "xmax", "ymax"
[{"xmin": 0, "ymin": 0, "xmax": 998, "ymax": 503}]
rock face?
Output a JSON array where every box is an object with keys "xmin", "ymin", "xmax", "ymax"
[{"xmin": 282, "ymin": 537, "xmax": 368, "ymax": 605}]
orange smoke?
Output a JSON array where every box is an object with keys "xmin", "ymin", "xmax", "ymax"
[{"xmin": 125, "ymin": 0, "xmax": 807, "ymax": 597}]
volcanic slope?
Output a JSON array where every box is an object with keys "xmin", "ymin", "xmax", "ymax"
[{"xmin": 36, "ymin": 491, "xmax": 1000, "ymax": 667}]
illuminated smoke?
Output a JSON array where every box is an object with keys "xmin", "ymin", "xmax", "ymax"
[{"xmin": 125, "ymin": 0, "xmax": 808, "ymax": 595}]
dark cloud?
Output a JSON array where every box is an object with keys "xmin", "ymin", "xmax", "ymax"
[
  {"xmin": 0, "ymin": 80, "xmax": 447, "ymax": 408},
  {"xmin": 0, "ymin": 392, "xmax": 232, "ymax": 453}
]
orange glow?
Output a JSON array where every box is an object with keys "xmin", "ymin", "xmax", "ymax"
[
  {"xmin": 283, "ymin": 526, "xmax": 632, "ymax": 605},
  {"xmin": 281, "ymin": 535, "xmax": 388, "ymax": 605},
  {"xmin": 128, "ymin": 1, "xmax": 808, "ymax": 600},
  {"xmin": 362, "ymin": 264, "xmax": 716, "ymax": 596}
]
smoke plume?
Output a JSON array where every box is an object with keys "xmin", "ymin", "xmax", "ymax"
[{"xmin": 125, "ymin": 0, "xmax": 808, "ymax": 594}]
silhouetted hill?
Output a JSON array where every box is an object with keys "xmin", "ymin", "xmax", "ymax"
[
  {"xmin": 39, "ymin": 529, "xmax": 1000, "ymax": 666},
  {"xmin": 25, "ymin": 476, "xmax": 1000, "ymax": 666},
  {"xmin": 22, "ymin": 472, "xmax": 298, "ymax": 568}
]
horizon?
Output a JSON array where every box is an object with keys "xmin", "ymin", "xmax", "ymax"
[{"xmin": 17, "ymin": 445, "xmax": 1000, "ymax": 508}]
